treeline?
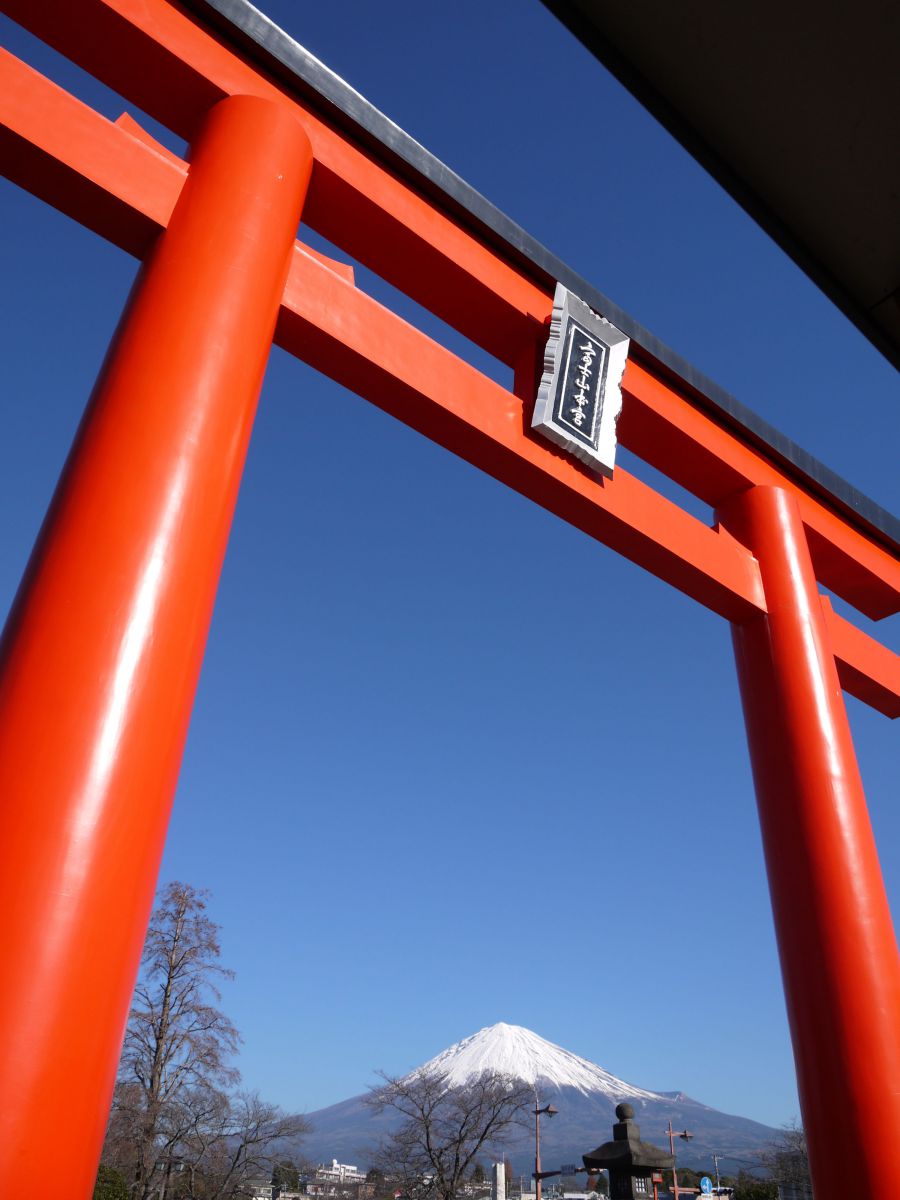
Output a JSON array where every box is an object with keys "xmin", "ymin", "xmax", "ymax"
[{"xmin": 658, "ymin": 1126, "xmax": 811, "ymax": 1200}]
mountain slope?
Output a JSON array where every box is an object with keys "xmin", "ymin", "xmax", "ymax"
[
  {"xmin": 301, "ymin": 1024, "xmax": 777, "ymax": 1173},
  {"xmin": 416, "ymin": 1024, "xmax": 663, "ymax": 1101}
]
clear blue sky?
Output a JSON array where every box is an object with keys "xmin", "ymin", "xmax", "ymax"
[{"xmin": 0, "ymin": 1, "xmax": 897, "ymax": 1136}]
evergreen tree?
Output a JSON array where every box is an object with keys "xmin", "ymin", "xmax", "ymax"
[
  {"xmin": 732, "ymin": 1172, "xmax": 777, "ymax": 1200},
  {"xmin": 274, "ymin": 1161, "xmax": 302, "ymax": 1190},
  {"xmin": 93, "ymin": 1164, "xmax": 129, "ymax": 1200}
]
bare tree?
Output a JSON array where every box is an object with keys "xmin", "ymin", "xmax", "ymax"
[
  {"xmin": 102, "ymin": 882, "xmax": 309, "ymax": 1200},
  {"xmin": 366, "ymin": 1069, "xmax": 532, "ymax": 1200},
  {"xmin": 176, "ymin": 1089, "xmax": 310, "ymax": 1199},
  {"xmin": 110, "ymin": 882, "xmax": 240, "ymax": 1198},
  {"xmin": 757, "ymin": 1123, "xmax": 811, "ymax": 1200}
]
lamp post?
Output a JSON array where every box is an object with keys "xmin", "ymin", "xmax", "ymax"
[
  {"xmin": 664, "ymin": 1122, "xmax": 695, "ymax": 1200},
  {"xmin": 534, "ymin": 1100, "xmax": 558, "ymax": 1200}
]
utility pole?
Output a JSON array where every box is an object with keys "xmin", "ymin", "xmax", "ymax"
[
  {"xmin": 664, "ymin": 1121, "xmax": 696, "ymax": 1200},
  {"xmin": 534, "ymin": 1099, "xmax": 558, "ymax": 1200},
  {"xmin": 712, "ymin": 1156, "xmax": 721, "ymax": 1193}
]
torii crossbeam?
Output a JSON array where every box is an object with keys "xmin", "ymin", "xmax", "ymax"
[{"xmin": 0, "ymin": 2, "xmax": 897, "ymax": 1196}]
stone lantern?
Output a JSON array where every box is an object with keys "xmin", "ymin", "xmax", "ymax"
[{"xmin": 583, "ymin": 1103, "xmax": 675, "ymax": 1200}]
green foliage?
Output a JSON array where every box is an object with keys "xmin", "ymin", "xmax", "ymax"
[
  {"xmin": 93, "ymin": 1164, "xmax": 129, "ymax": 1200},
  {"xmin": 731, "ymin": 1171, "xmax": 778, "ymax": 1200},
  {"xmin": 677, "ymin": 1170, "xmax": 701, "ymax": 1189},
  {"xmin": 274, "ymin": 1160, "xmax": 301, "ymax": 1189},
  {"xmin": 472, "ymin": 1163, "xmax": 486, "ymax": 1184},
  {"xmin": 663, "ymin": 1170, "xmax": 702, "ymax": 1193}
]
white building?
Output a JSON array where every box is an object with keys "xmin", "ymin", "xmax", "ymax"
[
  {"xmin": 307, "ymin": 1159, "xmax": 369, "ymax": 1197},
  {"xmin": 492, "ymin": 1163, "xmax": 507, "ymax": 1200}
]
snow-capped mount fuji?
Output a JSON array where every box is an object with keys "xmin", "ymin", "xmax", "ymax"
[
  {"xmin": 301, "ymin": 1024, "xmax": 778, "ymax": 1173},
  {"xmin": 414, "ymin": 1024, "xmax": 664, "ymax": 1102}
]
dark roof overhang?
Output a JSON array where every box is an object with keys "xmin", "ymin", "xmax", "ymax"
[{"xmin": 541, "ymin": 0, "xmax": 900, "ymax": 373}]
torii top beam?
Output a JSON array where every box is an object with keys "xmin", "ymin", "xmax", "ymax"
[{"xmin": 0, "ymin": 0, "xmax": 897, "ymax": 719}]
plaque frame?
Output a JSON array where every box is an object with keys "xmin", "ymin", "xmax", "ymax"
[{"xmin": 531, "ymin": 283, "xmax": 630, "ymax": 476}]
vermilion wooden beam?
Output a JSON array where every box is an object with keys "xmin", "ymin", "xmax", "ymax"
[
  {"xmin": 277, "ymin": 243, "xmax": 764, "ymax": 623},
  {"xmin": 0, "ymin": 92, "xmax": 313, "ymax": 1196},
  {"xmin": 0, "ymin": 47, "xmax": 182, "ymax": 256},
  {"xmin": 0, "ymin": 0, "xmax": 550, "ymax": 364},
  {"xmin": 0, "ymin": 45, "xmax": 897, "ymax": 714},
  {"xmin": 3, "ymin": 0, "xmax": 896, "ymax": 624},
  {"xmin": 620, "ymin": 364, "xmax": 900, "ymax": 619},
  {"xmin": 721, "ymin": 486, "xmax": 900, "ymax": 1195},
  {"xmin": 275, "ymin": 248, "xmax": 899, "ymax": 715},
  {"xmin": 823, "ymin": 598, "xmax": 900, "ymax": 719}
]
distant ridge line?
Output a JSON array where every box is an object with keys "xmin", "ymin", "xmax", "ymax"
[{"xmin": 299, "ymin": 1023, "xmax": 780, "ymax": 1172}]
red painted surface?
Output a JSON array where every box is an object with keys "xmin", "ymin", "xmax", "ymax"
[
  {"xmin": 2, "ymin": 28, "xmax": 898, "ymax": 629},
  {"xmin": 0, "ymin": 94, "xmax": 311, "ymax": 1197},
  {"xmin": 277, "ymin": 242, "xmax": 767, "ymax": 624},
  {"xmin": 3, "ymin": 0, "xmax": 898, "ymax": 618},
  {"xmin": 1, "ymin": 0, "xmax": 551, "ymax": 366},
  {"xmin": 721, "ymin": 486, "xmax": 900, "ymax": 1197},
  {"xmin": 620, "ymin": 361, "xmax": 900, "ymax": 619},
  {"xmin": 822, "ymin": 595, "xmax": 900, "ymax": 718},
  {"xmin": 0, "ymin": 4, "xmax": 898, "ymax": 1197},
  {"xmin": 2, "ymin": 50, "xmax": 897, "ymax": 710},
  {"xmin": 2, "ymin": 45, "xmax": 897, "ymax": 709}
]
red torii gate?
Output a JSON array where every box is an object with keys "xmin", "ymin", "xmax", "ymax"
[{"xmin": 0, "ymin": 2, "xmax": 897, "ymax": 1196}]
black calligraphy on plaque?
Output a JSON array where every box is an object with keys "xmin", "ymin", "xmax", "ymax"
[{"xmin": 551, "ymin": 317, "xmax": 608, "ymax": 450}]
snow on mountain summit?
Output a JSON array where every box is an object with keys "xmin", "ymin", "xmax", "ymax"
[{"xmin": 413, "ymin": 1023, "xmax": 665, "ymax": 1101}]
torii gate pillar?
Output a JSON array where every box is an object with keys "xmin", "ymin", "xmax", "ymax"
[
  {"xmin": 0, "ymin": 94, "xmax": 312, "ymax": 1196},
  {"xmin": 721, "ymin": 484, "xmax": 900, "ymax": 1190}
]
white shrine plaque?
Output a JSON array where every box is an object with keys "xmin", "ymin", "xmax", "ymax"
[{"xmin": 532, "ymin": 283, "xmax": 629, "ymax": 477}]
